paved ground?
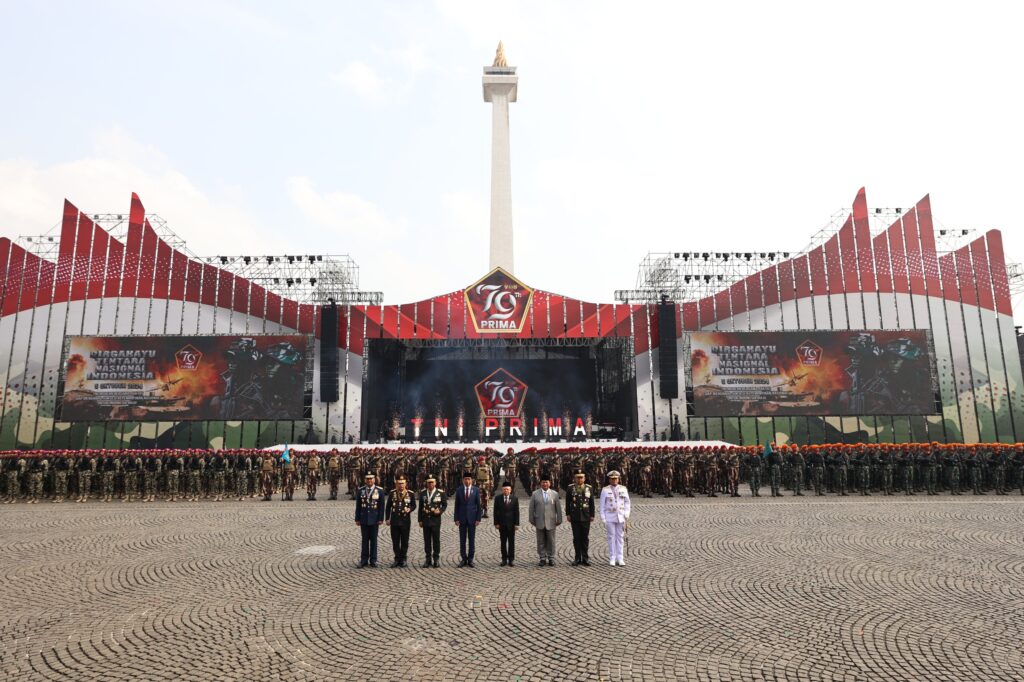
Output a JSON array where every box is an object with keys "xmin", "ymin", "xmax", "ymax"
[{"xmin": 2, "ymin": 495, "xmax": 1023, "ymax": 682}]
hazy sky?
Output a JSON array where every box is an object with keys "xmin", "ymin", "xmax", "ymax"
[{"xmin": 1, "ymin": 1, "xmax": 1022, "ymax": 305}]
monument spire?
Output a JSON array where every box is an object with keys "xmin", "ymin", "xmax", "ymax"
[{"xmin": 483, "ymin": 40, "xmax": 517, "ymax": 273}]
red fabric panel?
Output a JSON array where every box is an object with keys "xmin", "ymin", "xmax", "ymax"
[
  {"xmin": 0, "ymin": 239, "xmax": 10, "ymax": 306},
  {"xmin": 715, "ymin": 289, "xmax": 731, "ymax": 324},
  {"xmin": 2, "ymin": 245, "xmax": 24, "ymax": 316},
  {"xmin": 282, "ymin": 298, "xmax": 299, "ymax": 329},
  {"xmin": 986, "ymin": 230, "xmax": 1013, "ymax": 315},
  {"xmin": 762, "ymin": 265, "xmax": 780, "ymax": 306},
  {"xmin": 382, "ymin": 304, "xmax": 399, "ymax": 339},
  {"xmin": 265, "ymin": 292, "xmax": 282, "ymax": 324},
  {"xmin": 248, "ymin": 283, "xmax": 266, "ymax": 318},
  {"xmin": 612, "ymin": 304, "xmax": 632, "ymax": 338},
  {"xmin": 824, "ymin": 234, "xmax": 843, "ymax": 295},
  {"xmin": 298, "ymin": 304, "xmax": 314, "ymax": 334},
  {"xmin": 364, "ymin": 305, "xmax": 383, "ymax": 340},
  {"xmin": 153, "ymin": 241, "xmax": 172, "ymax": 300},
  {"xmin": 938, "ymin": 254, "xmax": 960, "ymax": 303},
  {"xmin": 348, "ymin": 306, "xmax": 366, "ymax": 356},
  {"xmin": 120, "ymin": 198, "xmax": 144, "ymax": 297},
  {"xmin": 838, "ymin": 218, "xmax": 859, "ymax": 293},
  {"xmin": 729, "ymin": 281, "xmax": 746, "ymax": 316},
  {"xmin": 53, "ymin": 201, "xmax": 77, "ymax": 304},
  {"xmin": 169, "ymin": 251, "xmax": 187, "ymax": 300},
  {"xmin": 217, "ymin": 270, "xmax": 233, "ymax": 310},
  {"xmin": 648, "ymin": 305, "xmax": 660, "ymax": 349},
  {"xmin": 20, "ymin": 252, "xmax": 40, "ymax": 312},
  {"xmin": 698, "ymin": 296, "xmax": 715, "ymax": 328},
  {"xmin": 36, "ymin": 259, "xmax": 55, "ymax": 307},
  {"xmin": 954, "ymin": 246, "xmax": 977, "ymax": 307},
  {"xmin": 852, "ymin": 189, "xmax": 876, "ymax": 292},
  {"xmin": 397, "ymin": 303, "xmax": 415, "ymax": 339},
  {"xmin": 887, "ymin": 223, "xmax": 910, "ymax": 294},
  {"xmin": 136, "ymin": 221, "xmax": 158, "ymax": 299},
  {"xmin": 415, "ymin": 300, "xmax": 432, "ymax": 339},
  {"xmin": 565, "ymin": 298, "xmax": 582, "ymax": 338},
  {"xmin": 901, "ymin": 209, "xmax": 926, "ymax": 296},
  {"xmin": 233, "ymin": 278, "xmax": 250, "ymax": 315},
  {"xmin": 745, "ymin": 272, "xmax": 763, "ymax": 311},
  {"xmin": 682, "ymin": 302, "xmax": 698, "ymax": 331},
  {"xmin": 548, "ymin": 292, "xmax": 565, "ymax": 333},
  {"xmin": 71, "ymin": 214, "xmax": 94, "ymax": 301},
  {"xmin": 104, "ymin": 237, "xmax": 124, "ymax": 298},
  {"xmin": 185, "ymin": 260, "xmax": 202, "ymax": 303},
  {"xmin": 530, "ymin": 292, "xmax": 549, "ymax": 338},
  {"xmin": 446, "ymin": 296, "xmax": 464, "ymax": 338},
  {"xmin": 777, "ymin": 259, "xmax": 795, "ymax": 303},
  {"xmin": 338, "ymin": 306, "xmax": 349, "ymax": 350},
  {"xmin": 432, "ymin": 296, "xmax": 449, "ymax": 338},
  {"xmin": 872, "ymin": 232, "xmax": 893, "ymax": 293},
  {"xmin": 793, "ymin": 255, "xmax": 811, "ymax": 299},
  {"xmin": 582, "ymin": 301, "xmax": 598, "ymax": 337},
  {"xmin": 88, "ymin": 227, "xmax": 109, "ymax": 299},
  {"xmin": 633, "ymin": 305, "xmax": 650, "ymax": 354},
  {"xmin": 914, "ymin": 196, "xmax": 941, "ymax": 295},
  {"xmin": 200, "ymin": 264, "xmax": 217, "ymax": 306},
  {"xmin": 970, "ymin": 238, "xmax": 994, "ymax": 312},
  {"xmin": 808, "ymin": 247, "xmax": 826, "ymax": 296},
  {"xmin": 595, "ymin": 303, "xmax": 612, "ymax": 336}
]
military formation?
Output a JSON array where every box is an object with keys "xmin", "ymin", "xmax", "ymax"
[{"xmin": 2, "ymin": 442, "xmax": 1023, "ymax": 505}]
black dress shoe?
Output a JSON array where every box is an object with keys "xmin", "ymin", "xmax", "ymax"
[
  {"xmin": 538, "ymin": 560, "xmax": 547, "ymax": 567},
  {"xmin": 508, "ymin": 560, "xmax": 514, "ymax": 567},
  {"xmin": 358, "ymin": 562, "xmax": 367, "ymax": 569},
  {"xmin": 422, "ymin": 560, "xmax": 432, "ymax": 568},
  {"xmin": 548, "ymin": 559, "xmax": 555, "ymax": 566},
  {"xmin": 432, "ymin": 559, "xmax": 439, "ymax": 568},
  {"xmin": 500, "ymin": 559, "xmax": 507, "ymax": 566},
  {"xmin": 369, "ymin": 561, "xmax": 378, "ymax": 568},
  {"xmin": 390, "ymin": 561, "xmax": 400, "ymax": 568},
  {"xmin": 458, "ymin": 559, "xmax": 468, "ymax": 567},
  {"xmin": 467, "ymin": 560, "xmax": 474, "ymax": 568},
  {"xmin": 582, "ymin": 559, "xmax": 591, "ymax": 566}
]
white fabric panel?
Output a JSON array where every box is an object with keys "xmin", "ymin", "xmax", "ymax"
[
  {"xmin": 164, "ymin": 300, "xmax": 184, "ymax": 335},
  {"xmin": 943, "ymin": 300, "xmax": 980, "ymax": 442},
  {"xmin": 827, "ymin": 294, "xmax": 848, "ymax": 329},
  {"xmin": 114, "ymin": 299, "xmax": 135, "ymax": 335},
  {"xmin": 926, "ymin": 296, "xmax": 962, "ymax": 439},
  {"xmin": 780, "ymin": 300, "xmax": 798, "ymax": 330},
  {"xmin": 961, "ymin": 303, "xmax": 997, "ymax": 441},
  {"xmin": 978, "ymin": 306, "xmax": 1012, "ymax": 441},
  {"xmin": 635, "ymin": 349, "xmax": 654, "ymax": 440},
  {"xmin": 148, "ymin": 299, "xmax": 168, "ymax": 335},
  {"xmin": 844, "ymin": 293, "xmax": 865, "ymax": 329},
  {"xmin": 344, "ymin": 351, "xmax": 363, "ymax": 440},
  {"xmin": 996, "ymin": 312, "xmax": 1024, "ymax": 439},
  {"xmin": 16, "ymin": 305, "xmax": 50, "ymax": 445}
]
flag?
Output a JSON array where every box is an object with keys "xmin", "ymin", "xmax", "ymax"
[{"xmin": 763, "ymin": 440, "xmax": 773, "ymax": 457}]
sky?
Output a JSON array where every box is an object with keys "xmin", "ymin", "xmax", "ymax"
[{"xmin": 1, "ymin": 1, "xmax": 1022, "ymax": 305}]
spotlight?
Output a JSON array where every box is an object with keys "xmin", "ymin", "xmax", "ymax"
[
  {"xmin": 896, "ymin": 208, "xmax": 902, "ymax": 214},
  {"xmin": 310, "ymin": 278, "xmax": 317, "ymax": 285},
  {"xmin": 220, "ymin": 256, "xmax": 228, "ymax": 264},
  {"xmin": 875, "ymin": 208, "xmax": 882, "ymax": 214},
  {"xmin": 243, "ymin": 256, "xmax": 251, "ymax": 265}
]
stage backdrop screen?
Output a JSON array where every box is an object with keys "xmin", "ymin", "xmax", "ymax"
[
  {"xmin": 60, "ymin": 335, "xmax": 307, "ymax": 421},
  {"xmin": 690, "ymin": 330, "xmax": 934, "ymax": 416}
]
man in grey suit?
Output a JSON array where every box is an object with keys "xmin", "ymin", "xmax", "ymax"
[{"xmin": 528, "ymin": 471, "xmax": 563, "ymax": 566}]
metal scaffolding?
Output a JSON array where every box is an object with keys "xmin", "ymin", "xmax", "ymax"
[{"xmin": 17, "ymin": 213, "xmax": 382, "ymax": 306}]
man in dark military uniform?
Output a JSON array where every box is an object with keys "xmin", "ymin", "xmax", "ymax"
[
  {"xmin": 565, "ymin": 469, "xmax": 596, "ymax": 566},
  {"xmin": 834, "ymin": 447, "xmax": 850, "ymax": 496},
  {"xmin": 142, "ymin": 453, "xmax": 160, "ymax": 502},
  {"xmin": 27, "ymin": 456, "xmax": 47, "ymax": 504},
  {"xmin": 102, "ymin": 453, "xmax": 118, "ymax": 502},
  {"xmin": 789, "ymin": 446, "xmax": 805, "ymax": 496},
  {"xmin": 121, "ymin": 453, "xmax": 139, "ymax": 502},
  {"xmin": 746, "ymin": 448, "xmax": 762, "ymax": 497},
  {"xmin": 165, "ymin": 451, "xmax": 183, "ymax": 502},
  {"xmin": 384, "ymin": 474, "xmax": 416, "ymax": 567},
  {"xmin": 944, "ymin": 446, "xmax": 962, "ymax": 495},
  {"xmin": 187, "ymin": 450, "xmax": 204, "ymax": 502},
  {"xmin": 354, "ymin": 472, "xmax": 385, "ymax": 567},
  {"xmin": 52, "ymin": 452, "xmax": 71, "ymax": 503},
  {"xmin": 210, "ymin": 451, "xmax": 226, "ymax": 502},
  {"xmin": 76, "ymin": 452, "xmax": 95, "ymax": 503},
  {"xmin": 417, "ymin": 474, "xmax": 447, "ymax": 568},
  {"xmin": 808, "ymin": 446, "xmax": 825, "ymax": 496},
  {"xmin": 766, "ymin": 443, "xmax": 783, "ymax": 497}
]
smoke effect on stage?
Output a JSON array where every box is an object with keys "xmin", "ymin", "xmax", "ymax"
[{"xmin": 361, "ymin": 339, "xmax": 636, "ymax": 442}]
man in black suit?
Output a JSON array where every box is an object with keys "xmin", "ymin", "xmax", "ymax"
[
  {"xmin": 492, "ymin": 480, "xmax": 519, "ymax": 566},
  {"xmin": 453, "ymin": 471, "xmax": 483, "ymax": 567}
]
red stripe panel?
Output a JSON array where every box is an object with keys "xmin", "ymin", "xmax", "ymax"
[
  {"xmin": 184, "ymin": 260, "xmax": 201, "ymax": 303},
  {"xmin": 777, "ymin": 259, "xmax": 795, "ymax": 303},
  {"xmin": 364, "ymin": 305, "xmax": 383, "ymax": 340},
  {"xmin": 698, "ymin": 296, "xmax": 715, "ymax": 328},
  {"xmin": 872, "ymin": 231, "xmax": 893, "ymax": 293},
  {"xmin": 824, "ymin": 234, "xmax": 843, "ymax": 295},
  {"xmin": 200, "ymin": 264, "xmax": 217, "ymax": 306},
  {"xmin": 136, "ymin": 221, "xmax": 158, "ymax": 299},
  {"xmin": 446, "ymin": 296, "xmax": 464, "ymax": 338},
  {"xmin": 120, "ymin": 197, "xmax": 145, "ymax": 297},
  {"xmin": 730, "ymin": 280, "xmax": 747, "ymax": 316},
  {"xmin": 682, "ymin": 302, "xmax": 698, "ymax": 331},
  {"xmin": 582, "ymin": 301, "xmax": 598, "ymax": 337},
  {"xmin": 432, "ymin": 295, "xmax": 449, "ymax": 338},
  {"xmin": 838, "ymin": 218, "xmax": 859, "ymax": 293},
  {"xmin": 298, "ymin": 304, "xmax": 314, "ymax": 334},
  {"xmin": 154, "ymin": 240, "xmax": 172, "ymax": 300},
  {"xmin": 415, "ymin": 300, "xmax": 431, "ymax": 339},
  {"xmin": 852, "ymin": 189, "xmax": 876, "ymax": 292},
  {"xmin": 675, "ymin": 304, "xmax": 682, "ymax": 337},
  {"xmin": 808, "ymin": 247, "xmax": 826, "ymax": 296},
  {"xmin": 648, "ymin": 305, "xmax": 660, "ymax": 349},
  {"xmin": 887, "ymin": 223, "xmax": 910, "ymax": 294},
  {"xmin": 104, "ymin": 237, "xmax": 124, "ymax": 298},
  {"xmin": 969, "ymin": 237, "xmax": 994, "ymax": 312},
  {"xmin": 36, "ymin": 259, "xmax": 55, "ymax": 308},
  {"xmin": 594, "ymin": 303, "xmax": 611, "ymax": 335},
  {"xmin": 0, "ymin": 239, "xmax": 10, "ymax": 305},
  {"xmin": 233, "ymin": 278, "xmax": 250, "ymax": 315},
  {"xmin": 248, "ymin": 283, "xmax": 266, "ymax": 318},
  {"xmin": 53, "ymin": 201, "xmax": 77, "ymax": 304},
  {"xmin": 715, "ymin": 289, "xmax": 731, "ymax": 325},
  {"xmin": 954, "ymin": 246, "xmax": 977, "ymax": 306},
  {"xmin": 530, "ymin": 292, "xmax": 548, "ymax": 338},
  {"xmin": 397, "ymin": 303, "xmax": 415, "ymax": 338},
  {"xmin": 565, "ymin": 297, "xmax": 582, "ymax": 338},
  {"xmin": 71, "ymin": 213, "xmax": 94, "ymax": 301},
  {"xmin": 938, "ymin": 253, "xmax": 959, "ymax": 303},
  {"xmin": 88, "ymin": 227, "xmax": 109, "ymax": 299},
  {"xmin": 382, "ymin": 304, "xmax": 399, "ymax": 339},
  {"xmin": 612, "ymin": 304, "xmax": 632, "ymax": 338},
  {"xmin": 20, "ymin": 252, "xmax": 40, "ymax": 312},
  {"xmin": 914, "ymin": 196, "xmax": 941, "ymax": 295},
  {"xmin": 338, "ymin": 305, "xmax": 349, "ymax": 350},
  {"xmin": 265, "ymin": 292, "xmax": 282, "ymax": 324},
  {"xmin": 901, "ymin": 209, "xmax": 926, "ymax": 296},
  {"xmin": 762, "ymin": 265, "xmax": 779, "ymax": 306},
  {"xmin": 217, "ymin": 270, "xmax": 233, "ymax": 310},
  {"xmin": 550, "ymin": 294, "xmax": 567, "ymax": 337},
  {"xmin": 632, "ymin": 306, "xmax": 650, "ymax": 353},
  {"xmin": 745, "ymin": 272, "xmax": 763, "ymax": 311},
  {"xmin": 986, "ymin": 230, "xmax": 1013, "ymax": 315},
  {"xmin": 348, "ymin": 306, "xmax": 366, "ymax": 355},
  {"xmin": 169, "ymin": 251, "xmax": 187, "ymax": 301},
  {"xmin": 282, "ymin": 298, "xmax": 299, "ymax": 329},
  {"xmin": 793, "ymin": 255, "xmax": 811, "ymax": 299},
  {"xmin": 2, "ymin": 245, "xmax": 25, "ymax": 316}
]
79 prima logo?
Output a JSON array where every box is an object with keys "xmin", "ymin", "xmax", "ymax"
[
  {"xmin": 474, "ymin": 368, "xmax": 528, "ymax": 418},
  {"xmin": 175, "ymin": 344, "xmax": 203, "ymax": 371},
  {"xmin": 464, "ymin": 267, "xmax": 534, "ymax": 334}
]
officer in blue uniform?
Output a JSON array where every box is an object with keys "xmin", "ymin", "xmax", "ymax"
[{"xmin": 354, "ymin": 471, "xmax": 385, "ymax": 567}]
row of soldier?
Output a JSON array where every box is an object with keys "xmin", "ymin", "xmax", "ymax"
[{"xmin": 2, "ymin": 442, "xmax": 1023, "ymax": 504}]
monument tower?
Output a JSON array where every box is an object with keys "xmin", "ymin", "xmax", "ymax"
[{"xmin": 483, "ymin": 41, "xmax": 518, "ymax": 274}]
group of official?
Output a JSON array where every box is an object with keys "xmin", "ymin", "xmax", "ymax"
[{"xmin": 353, "ymin": 468, "xmax": 631, "ymax": 568}]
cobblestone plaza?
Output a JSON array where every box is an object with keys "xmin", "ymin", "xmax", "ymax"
[{"xmin": 2, "ymin": 496, "xmax": 1022, "ymax": 681}]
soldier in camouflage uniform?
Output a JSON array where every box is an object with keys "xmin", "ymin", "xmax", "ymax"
[
  {"xmin": 165, "ymin": 452, "xmax": 183, "ymax": 502},
  {"xmin": 5, "ymin": 458, "xmax": 25, "ymax": 503},
  {"xmin": 306, "ymin": 452, "xmax": 322, "ymax": 501},
  {"xmin": 745, "ymin": 448, "xmax": 762, "ymax": 497},
  {"xmin": 944, "ymin": 446, "xmax": 962, "ymax": 495},
  {"xmin": 187, "ymin": 451, "xmax": 203, "ymax": 502},
  {"xmin": 234, "ymin": 453, "xmax": 250, "ymax": 500},
  {"xmin": 834, "ymin": 448, "xmax": 849, "ymax": 496},
  {"xmin": 124, "ymin": 454, "xmax": 142, "ymax": 502},
  {"xmin": 991, "ymin": 446, "xmax": 1007, "ymax": 495},
  {"xmin": 766, "ymin": 443, "xmax": 783, "ymax": 497},
  {"xmin": 281, "ymin": 451, "xmax": 297, "ymax": 501},
  {"xmin": 259, "ymin": 454, "xmax": 275, "ymax": 501},
  {"xmin": 808, "ymin": 446, "xmax": 825, "ymax": 496},
  {"xmin": 328, "ymin": 450, "xmax": 342, "ymax": 500},
  {"xmin": 28, "ymin": 456, "xmax": 47, "ymax": 504},
  {"xmin": 879, "ymin": 446, "xmax": 895, "ymax": 496},
  {"xmin": 924, "ymin": 448, "xmax": 940, "ymax": 495},
  {"xmin": 1014, "ymin": 446, "xmax": 1024, "ymax": 495},
  {"xmin": 142, "ymin": 454, "xmax": 160, "ymax": 502},
  {"xmin": 789, "ymin": 446, "xmax": 805, "ymax": 496},
  {"xmin": 210, "ymin": 451, "xmax": 226, "ymax": 502},
  {"xmin": 967, "ymin": 448, "xmax": 983, "ymax": 495},
  {"xmin": 53, "ymin": 453, "xmax": 71, "ymax": 503},
  {"xmin": 76, "ymin": 453, "xmax": 95, "ymax": 502}
]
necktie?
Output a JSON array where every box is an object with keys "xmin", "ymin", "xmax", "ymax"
[{"xmin": 505, "ymin": 496, "xmax": 509, "ymax": 505}]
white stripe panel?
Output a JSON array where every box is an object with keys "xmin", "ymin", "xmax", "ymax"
[{"xmin": 943, "ymin": 300, "xmax": 980, "ymax": 442}]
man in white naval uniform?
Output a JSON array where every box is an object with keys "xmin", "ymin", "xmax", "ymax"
[{"xmin": 600, "ymin": 470, "xmax": 631, "ymax": 566}]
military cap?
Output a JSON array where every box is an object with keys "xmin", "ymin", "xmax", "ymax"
[
  {"xmin": 364, "ymin": 471, "xmax": 375, "ymax": 478},
  {"xmin": 395, "ymin": 474, "xmax": 407, "ymax": 482},
  {"xmin": 425, "ymin": 473, "xmax": 437, "ymax": 482},
  {"xmin": 574, "ymin": 469, "xmax": 585, "ymax": 476},
  {"xmin": 501, "ymin": 480, "xmax": 512, "ymax": 488},
  {"xmin": 607, "ymin": 470, "xmax": 621, "ymax": 478}
]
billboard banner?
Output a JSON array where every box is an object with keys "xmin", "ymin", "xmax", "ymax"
[
  {"xmin": 60, "ymin": 335, "xmax": 307, "ymax": 421},
  {"xmin": 690, "ymin": 330, "xmax": 934, "ymax": 416}
]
